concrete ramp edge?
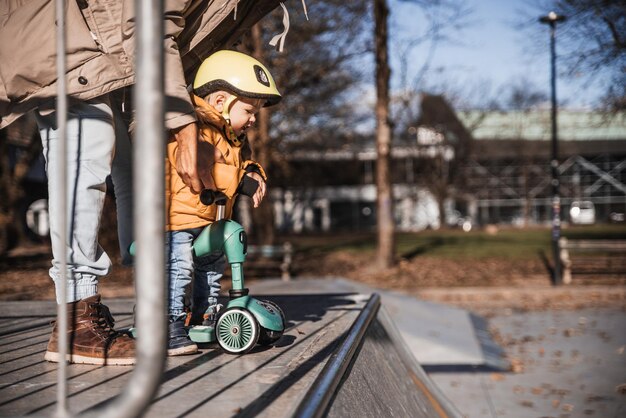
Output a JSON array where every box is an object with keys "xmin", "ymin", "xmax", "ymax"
[{"xmin": 376, "ymin": 305, "xmax": 463, "ymax": 418}]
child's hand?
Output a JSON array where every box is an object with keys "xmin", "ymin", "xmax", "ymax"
[
  {"xmin": 245, "ymin": 172, "xmax": 266, "ymax": 208},
  {"xmin": 213, "ymin": 146, "xmax": 227, "ymax": 164}
]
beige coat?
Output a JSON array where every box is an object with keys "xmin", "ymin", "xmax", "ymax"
[
  {"xmin": 0, "ymin": 0, "xmax": 281, "ymax": 129},
  {"xmin": 166, "ymin": 95, "xmax": 266, "ymax": 231}
]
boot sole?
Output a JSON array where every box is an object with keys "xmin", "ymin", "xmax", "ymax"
[
  {"xmin": 44, "ymin": 351, "xmax": 136, "ymax": 366},
  {"xmin": 167, "ymin": 344, "xmax": 199, "ymax": 356}
]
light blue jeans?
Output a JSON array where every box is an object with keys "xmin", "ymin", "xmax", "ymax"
[
  {"xmin": 36, "ymin": 94, "xmax": 133, "ymax": 304},
  {"xmin": 166, "ymin": 228, "xmax": 225, "ymax": 319}
]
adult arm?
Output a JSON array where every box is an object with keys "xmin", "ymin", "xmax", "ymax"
[
  {"xmin": 122, "ymin": 0, "xmax": 207, "ymax": 192},
  {"xmin": 163, "ymin": 1, "xmax": 208, "ymax": 192}
]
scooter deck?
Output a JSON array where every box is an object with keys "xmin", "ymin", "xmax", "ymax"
[
  {"xmin": 188, "ymin": 325, "xmax": 216, "ymax": 343},
  {"xmin": 129, "ymin": 325, "xmax": 216, "ymax": 343}
]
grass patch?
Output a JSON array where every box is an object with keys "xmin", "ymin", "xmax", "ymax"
[{"xmin": 285, "ymin": 224, "xmax": 626, "ymax": 261}]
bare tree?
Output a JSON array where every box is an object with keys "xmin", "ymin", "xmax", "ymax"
[
  {"xmin": 552, "ymin": 0, "xmax": 624, "ymax": 110},
  {"xmin": 503, "ymin": 78, "xmax": 548, "ymax": 110},
  {"xmin": 502, "ymin": 80, "xmax": 548, "ymax": 226},
  {"xmin": 239, "ymin": 1, "xmax": 371, "ymax": 241},
  {"xmin": 416, "ymin": 94, "xmax": 472, "ymax": 228},
  {"xmin": 529, "ymin": 0, "xmax": 625, "ymax": 111},
  {"xmin": 374, "ymin": 0, "xmax": 394, "ymax": 269},
  {"xmin": 243, "ymin": 24, "xmax": 276, "ymax": 245},
  {"xmin": 458, "ymin": 79, "xmax": 552, "ymax": 227},
  {"xmin": 392, "ymin": 0, "xmax": 473, "ymax": 136}
]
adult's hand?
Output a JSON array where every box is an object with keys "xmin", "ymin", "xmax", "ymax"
[{"xmin": 172, "ymin": 122, "xmax": 207, "ymax": 193}]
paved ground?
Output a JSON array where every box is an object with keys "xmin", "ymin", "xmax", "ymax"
[
  {"xmin": 429, "ymin": 307, "xmax": 626, "ymax": 418},
  {"xmin": 410, "ymin": 286, "xmax": 626, "ymax": 417}
]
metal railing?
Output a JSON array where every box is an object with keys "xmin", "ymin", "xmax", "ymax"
[
  {"xmin": 54, "ymin": 0, "xmax": 167, "ymax": 416},
  {"xmin": 293, "ymin": 293, "xmax": 381, "ymax": 418},
  {"xmin": 54, "ymin": 0, "xmax": 69, "ymax": 413}
]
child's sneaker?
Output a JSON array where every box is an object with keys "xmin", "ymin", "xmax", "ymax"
[
  {"xmin": 168, "ymin": 316, "xmax": 198, "ymax": 356},
  {"xmin": 201, "ymin": 304, "xmax": 223, "ymax": 328}
]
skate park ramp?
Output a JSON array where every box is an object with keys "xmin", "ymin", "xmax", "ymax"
[
  {"xmin": 255, "ymin": 278, "xmax": 509, "ymax": 371},
  {"xmin": 341, "ymin": 278, "xmax": 509, "ymax": 372},
  {"xmin": 0, "ymin": 279, "xmax": 466, "ymax": 417}
]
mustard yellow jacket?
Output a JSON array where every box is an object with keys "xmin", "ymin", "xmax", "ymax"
[{"xmin": 166, "ymin": 95, "xmax": 266, "ymax": 231}]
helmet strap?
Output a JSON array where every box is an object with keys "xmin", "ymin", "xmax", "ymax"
[
  {"xmin": 221, "ymin": 95, "xmax": 243, "ymax": 146},
  {"xmin": 221, "ymin": 95, "xmax": 238, "ymax": 123}
]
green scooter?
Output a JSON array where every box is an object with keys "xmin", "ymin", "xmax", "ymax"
[
  {"xmin": 187, "ymin": 189, "xmax": 285, "ymax": 354},
  {"xmin": 129, "ymin": 190, "xmax": 285, "ymax": 354}
]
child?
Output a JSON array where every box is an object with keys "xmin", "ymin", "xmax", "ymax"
[{"xmin": 165, "ymin": 50, "xmax": 282, "ymax": 355}]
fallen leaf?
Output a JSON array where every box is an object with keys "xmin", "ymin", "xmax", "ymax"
[
  {"xmin": 490, "ymin": 373, "xmax": 505, "ymax": 381},
  {"xmin": 531, "ymin": 387, "xmax": 543, "ymax": 395},
  {"xmin": 510, "ymin": 358, "xmax": 524, "ymax": 373},
  {"xmin": 520, "ymin": 400, "xmax": 534, "ymax": 408}
]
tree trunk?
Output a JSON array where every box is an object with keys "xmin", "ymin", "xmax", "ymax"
[
  {"xmin": 374, "ymin": 0, "xmax": 395, "ymax": 269},
  {"xmin": 247, "ymin": 24, "xmax": 275, "ymax": 245}
]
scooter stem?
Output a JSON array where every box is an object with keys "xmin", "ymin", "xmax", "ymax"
[
  {"xmin": 217, "ymin": 204, "xmax": 225, "ymax": 220},
  {"xmin": 231, "ymin": 262, "xmax": 244, "ymax": 290},
  {"xmin": 197, "ymin": 189, "xmax": 249, "ymax": 298}
]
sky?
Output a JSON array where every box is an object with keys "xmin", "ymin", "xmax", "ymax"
[{"xmin": 390, "ymin": 0, "xmax": 604, "ymax": 110}]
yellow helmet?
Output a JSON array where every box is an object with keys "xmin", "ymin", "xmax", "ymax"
[{"xmin": 193, "ymin": 50, "xmax": 281, "ymax": 107}]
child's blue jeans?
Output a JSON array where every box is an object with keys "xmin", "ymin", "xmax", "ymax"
[{"xmin": 166, "ymin": 228, "xmax": 225, "ymax": 319}]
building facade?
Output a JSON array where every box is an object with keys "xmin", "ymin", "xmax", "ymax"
[{"xmin": 268, "ymin": 97, "xmax": 626, "ymax": 233}]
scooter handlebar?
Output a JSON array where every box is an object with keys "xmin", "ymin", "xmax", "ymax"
[{"xmin": 200, "ymin": 189, "xmax": 227, "ymax": 205}]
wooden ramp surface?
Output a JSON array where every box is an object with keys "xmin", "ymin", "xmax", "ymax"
[
  {"xmin": 0, "ymin": 281, "xmax": 460, "ymax": 418},
  {"xmin": 0, "ymin": 294, "xmax": 364, "ymax": 417}
]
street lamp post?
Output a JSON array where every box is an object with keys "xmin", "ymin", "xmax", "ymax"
[{"xmin": 539, "ymin": 11, "xmax": 566, "ymax": 285}]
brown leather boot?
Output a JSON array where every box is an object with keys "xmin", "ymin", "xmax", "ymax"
[{"xmin": 45, "ymin": 294, "xmax": 136, "ymax": 365}]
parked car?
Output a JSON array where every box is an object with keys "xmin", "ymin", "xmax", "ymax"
[{"xmin": 569, "ymin": 201, "xmax": 596, "ymax": 225}]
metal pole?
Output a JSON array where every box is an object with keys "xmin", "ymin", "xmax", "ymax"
[
  {"xmin": 540, "ymin": 12, "xmax": 566, "ymax": 285},
  {"xmin": 54, "ymin": 0, "xmax": 69, "ymax": 415},
  {"xmin": 549, "ymin": 21, "xmax": 561, "ymax": 285},
  {"xmin": 83, "ymin": 0, "xmax": 167, "ymax": 416}
]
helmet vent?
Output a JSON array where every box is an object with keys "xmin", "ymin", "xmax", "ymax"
[{"xmin": 254, "ymin": 65, "xmax": 270, "ymax": 87}]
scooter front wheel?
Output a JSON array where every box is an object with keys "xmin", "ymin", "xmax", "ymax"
[
  {"xmin": 216, "ymin": 307, "xmax": 259, "ymax": 354},
  {"xmin": 260, "ymin": 299, "xmax": 286, "ymax": 327},
  {"xmin": 257, "ymin": 300, "xmax": 286, "ymax": 346}
]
